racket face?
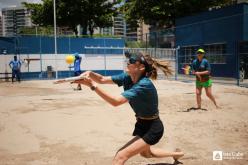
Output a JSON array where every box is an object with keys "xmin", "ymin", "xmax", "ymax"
[{"xmin": 182, "ymin": 65, "xmax": 191, "ymax": 75}]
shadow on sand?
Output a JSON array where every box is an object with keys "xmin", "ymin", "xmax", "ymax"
[
  {"xmin": 147, "ymin": 160, "xmax": 183, "ymax": 165},
  {"xmin": 179, "ymin": 107, "xmax": 208, "ymax": 112}
]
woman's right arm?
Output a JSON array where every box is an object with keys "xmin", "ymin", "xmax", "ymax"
[{"xmin": 82, "ymin": 71, "xmax": 114, "ymax": 84}]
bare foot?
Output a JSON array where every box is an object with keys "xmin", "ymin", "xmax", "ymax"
[{"xmin": 173, "ymin": 148, "xmax": 184, "ymax": 161}]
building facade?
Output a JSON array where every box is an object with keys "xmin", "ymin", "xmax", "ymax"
[
  {"xmin": 112, "ymin": 13, "xmax": 151, "ymax": 41},
  {"xmin": 0, "ymin": 15, "xmax": 3, "ymax": 36},
  {"xmin": 176, "ymin": 3, "xmax": 248, "ymax": 78},
  {"xmin": 2, "ymin": 7, "xmax": 33, "ymax": 36},
  {"xmin": 137, "ymin": 22, "xmax": 150, "ymax": 42},
  {"xmin": 113, "ymin": 13, "xmax": 125, "ymax": 37}
]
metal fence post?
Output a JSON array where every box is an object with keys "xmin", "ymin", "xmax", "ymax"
[
  {"xmin": 39, "ymin": 35, "xmax": 43, "ymax": 79},
  {"xmin": 236, "ymin": 41, "xmax": 240, "ymax": 86},
  {"xmin": 175, "ymin": 46, "xmax": 180, "ymax": 81},
  {"xmin": 69, "ymin": 36, "xmax": 71, "ymax": 53},
  {"xmin": 155, "ymin": 32, "xmax": 157, "ymax": 58},
  {"xmin": 145, "ymin": 33, "xmax": 148, "ymax": 51},
  {"xmin": 122, "ymin": 47, "xmax": 125, "ymax": 73},
  {"xmin": 104, "ymin": 39, "xmax": 107, "ymax": 76}
]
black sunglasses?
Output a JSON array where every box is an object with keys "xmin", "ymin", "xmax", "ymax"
[
  {"xmin": 127, "ymin": 57, "xmax": 138, "ymax": 65},
  {"xmin": 127, "ymin": 55, "xmax": 152, "ymax": 72}
]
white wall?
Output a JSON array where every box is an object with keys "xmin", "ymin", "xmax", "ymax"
[{"xmin": 0, "ymin": 54, "xmax": 125, "ymax": 73}]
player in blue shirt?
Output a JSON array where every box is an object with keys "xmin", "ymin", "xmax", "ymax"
[
  {"xmin": 71, "ymin": 53, "xmax": 82, "ymax": 90},
  {"xmin": 9, "ymin": 55, "xmax": 22, "ymax": 83},
  {"xmin": 72, "ymin": 52, "xmax": 184, "ymax": 164},
  {"xmin": 192, "ymin": 49, "xmax": 219, "ymax": 109}
]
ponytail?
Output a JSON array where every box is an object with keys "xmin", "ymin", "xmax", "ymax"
[{"xmin": 143, "ymin": 54, "xmax": 173, "ymax": 80}]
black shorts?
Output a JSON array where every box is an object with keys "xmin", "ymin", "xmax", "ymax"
[{"xmin": 133, "ymin": 118, "xmax": 164, "ymax": 145}]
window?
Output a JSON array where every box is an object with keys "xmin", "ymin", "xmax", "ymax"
[
  {"xmin": 180, "ymin": 43, "xmax": 227, "ymax": 64},
  {"xmin": 180, "ymin": 46, "xmax": 199, "ymax": 64},
  {"xmin": 204, "ymin": 43, "xmax": 226, "ymax": 64}
]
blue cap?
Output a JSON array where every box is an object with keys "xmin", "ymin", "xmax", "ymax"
[{"xmin": 74, "ymin": 52, "xmax": 79, "ymax": 57}]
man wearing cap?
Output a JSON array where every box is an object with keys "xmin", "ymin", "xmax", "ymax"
[{"xmin": 192, "ymin": 49, "xmax": 219, "ymax": 109}]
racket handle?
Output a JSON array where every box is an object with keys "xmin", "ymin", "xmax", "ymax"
[
  {"xmin": 64, "ymin": 76, "xmax": 86, "ymax": 82},
  {"xmin": 54, "ymin": 75, "xmax": 86, "ymax": 84}
]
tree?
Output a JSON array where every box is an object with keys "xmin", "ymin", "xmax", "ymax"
[
  {"xmin": 23, "ymin": 0, "xmax": 120, "ymax": 36},
  {"xmin": 78, "ymin": 0, "xmax": 119, "ymax": 36},
  {"xmin": 123, "ymin": 0, "xmax": 237, "ymax": 30},
  {"xmin": 22, "ymin": 0, "xmax": 53, "ymax": 26}
]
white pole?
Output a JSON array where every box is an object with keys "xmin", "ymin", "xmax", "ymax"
[
  {"xmin": 39, "ymin": 35, "xmax": 42, "ymax": 78},
  {"xmin": 35, "ymin": 26, "xmax": 38, "ymax": 36},
  {"xmin": 103, "ymin": 39, "xmax": 106, "ymax": 76},
  {"xmin": 53, "ymin": 0, "xmax": 58, "ymax": 79},
  {"xmin": 175, "ymin": 46, "xmax": 180, "ymax": 81}
]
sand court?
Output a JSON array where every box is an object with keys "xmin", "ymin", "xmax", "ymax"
[{"xmin": 0, "ymin": 80, "xmax": 247, "ymax": 165}]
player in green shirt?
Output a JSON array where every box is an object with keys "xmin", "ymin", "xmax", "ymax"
[{"xmin": 192, "ymin": 49, "xmax": 219, "ymax": 109}]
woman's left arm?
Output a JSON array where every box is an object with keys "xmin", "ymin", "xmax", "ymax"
[
  {"xmin": 74, "ymin": 78, "xmax": 128, "ymax": 107},
  {"xmin": 94, "ymin": 86, "xmax": 128, "ymax": 106}
]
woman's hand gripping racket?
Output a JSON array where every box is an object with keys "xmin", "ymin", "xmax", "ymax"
[
  {"xmin": 181, "ymin": 64, "xmax": 192, "ymax": 75},
  {"xmin": 181, "ymin": 64, "xmax": 202, "ymax": 81}
]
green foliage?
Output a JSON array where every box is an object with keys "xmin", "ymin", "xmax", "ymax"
[
  {"xmin": 18, "ymin": 26, "xmax": 54, "ymax": 35},
  {"xmin": 22, "ymin": 0, "xmax": 120, "ymax": 36},
  {"xmin": 125, "ymin": 41, "xmax": 148, "ymax": 48},
  {"xmin": 123, "ymin": 0, "xmax": 236, "ymax": 29},
  {"xmin": 18, "ymin": 26, "xmax": 119, "ymax": 38},
  {"xmin": 18, "ymin": 26, "xmax": 54, "ymax": 36}
]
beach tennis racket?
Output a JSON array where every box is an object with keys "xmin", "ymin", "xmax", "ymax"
[
  {"xmin": 182, "ymin": 64, "xmax": 203, "ymax": 81},
  {"xmin": 53, "ymin": 75, "xmax": 86, "ymax": 84},
  {"xmin": 181, "ymin": 64, "xmax": 192, "ymax": 75}
]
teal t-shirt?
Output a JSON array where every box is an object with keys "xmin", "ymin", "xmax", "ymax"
[
  {"xmin": 111, "ymin": 73, "xmax": 159, "ymax": 117},
  {"xmin": 192, "ymin": 58, "xmax": 211, "ymax": 82}
]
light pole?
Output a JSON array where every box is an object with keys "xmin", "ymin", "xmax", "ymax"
[
  {"xmin": 53, "ymin": 0, "xmax": 58, "ymax": 79},
  {"xmin": 35, "ymin": 25, "xmax": 38, "ymax": 36}
]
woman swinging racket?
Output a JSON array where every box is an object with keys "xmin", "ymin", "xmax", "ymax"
[{"xmin": 62, "ymin": 52, "xmax": 184, "ymax": 164}]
